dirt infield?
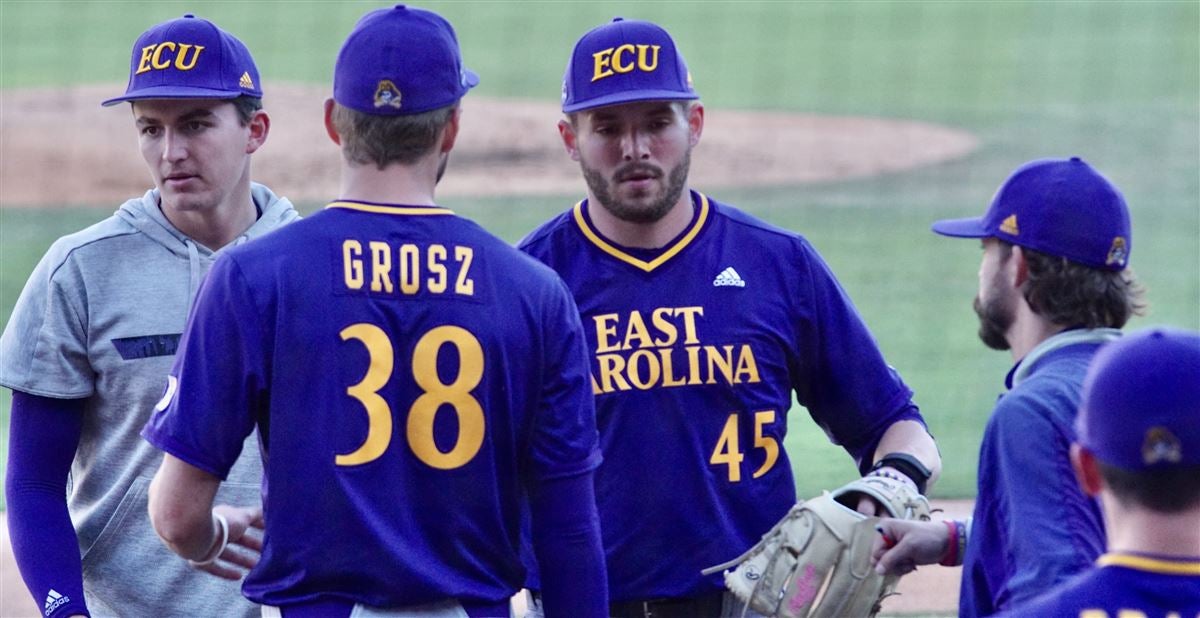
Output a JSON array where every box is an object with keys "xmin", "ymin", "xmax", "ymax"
[
  {"xmin": 1, "ymin": 502, "xmax": 969, "ymax": 617},
  {"xmin": 0, "ymin": 84, "xmax": 977, "ymax": 207}
]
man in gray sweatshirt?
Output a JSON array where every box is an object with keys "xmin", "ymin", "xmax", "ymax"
[{"xmin": 0, "ymin": 14, "xmax": 298, "ymax": 618}]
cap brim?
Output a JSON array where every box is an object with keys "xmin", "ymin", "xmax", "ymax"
[
  {"xmin": 563, "ymin": 90, "xmax": 699, "ymax": 113},
  {"xmin": 101, "ymin": 86, "xmax": 251, "ymax": 107},
  {"xmin": 463, "ymin": 68, "xmax": 480, "ymax": 89},
  {"xmin": 931, "ymin": 216, "xmax": 990, "ymax": 238}
]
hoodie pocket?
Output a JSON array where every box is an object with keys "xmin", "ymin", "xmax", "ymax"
[{"xmin": 81, "ymin": 477, "xmax": 262, "ymax": 617}]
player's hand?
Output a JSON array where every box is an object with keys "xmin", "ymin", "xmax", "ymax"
[
  {"xmin": 191, "ymin": 505, "xmax": 264, "ymax": 580},
  {"xmin": 871, "ymin": 519, "xmax": 947, "ymax": 575}
]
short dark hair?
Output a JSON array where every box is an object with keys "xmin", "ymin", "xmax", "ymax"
[
  {"xmin": 1010, "ymin": 243, "xmax": 1147, "ymax": 328},
  {"xmin": 230, "ymin": 95, "xmax": 263, "ymax": 126},
  {"xmin": 1100, "ymin": 461, "xmax": 1200, "ymax": 513},
  {"xmin": 331, "ymin": 102, "xmax": 455, "ymax": 169}
]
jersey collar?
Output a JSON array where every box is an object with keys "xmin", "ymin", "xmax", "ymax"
[
  {"xmin": 1097, "ymin": 552, "xmax": 1200, "ymax": 575},
  {"xmin": 572, "ymin": 192, "xmax": 710, "ymax": 273},
  {"xmin": 326, "ymin": 200, "xmax": 454, "ymax": 216}
]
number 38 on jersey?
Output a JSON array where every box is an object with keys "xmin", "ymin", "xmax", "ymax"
[{"xmin": 337, "ymin": 323, "xmax": 486, "ymax": 470}]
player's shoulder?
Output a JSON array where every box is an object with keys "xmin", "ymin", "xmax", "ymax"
[
  {"xmin": 37, "ymin": 211, "xmax": 139, "ymax": 276},
  {"xmin": 705, "ymin": 195, "xmax": 818, "ymax": 253},
  {"xmin": 515, "ymin": 205, "xmax": 577, "ymax": 254}
]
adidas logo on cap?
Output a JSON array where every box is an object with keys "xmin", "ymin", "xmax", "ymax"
[{"xmin": 713, "ymin": 267, "xmax": 745, "ymax": 288}]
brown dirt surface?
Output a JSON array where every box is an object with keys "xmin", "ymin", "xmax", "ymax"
[{"xmin": 0, "ymin": 84, "xmax": 977, "ymax": 207}]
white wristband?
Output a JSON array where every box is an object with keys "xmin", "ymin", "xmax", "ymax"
[{"xmin": 188, "ymin": 512, "xmax": 229, "ymax": 567}]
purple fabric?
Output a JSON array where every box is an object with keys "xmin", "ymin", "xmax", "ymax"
[
  {"xmin": 531, "ymin": 470, "xmax": 607, "ymax": 618},
  {"xmin": 6, "ymin": 391, "xmax": 91, "ymax": 618}
]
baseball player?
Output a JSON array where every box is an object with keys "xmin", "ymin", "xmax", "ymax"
[
  {"xmin": 0, "ymin": 15, "xmax": 297, "ymax": 618},
  {"xmin": 518, "ymin": 18, "xmax": 942, "ymax": 617},
  {"xmin": 873, "ymin": 157, "xmax": 1147, "ymax": 616},
  {"xmin": 997, "ymin": 327, "xmax": 1200, "ymax": 617},
  {"xmin": 141, "ymin": 6, "xmax": 607, "ymax": 617}
]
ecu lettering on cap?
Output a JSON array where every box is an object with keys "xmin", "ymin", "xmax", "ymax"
[
  {"xmin": 136, "ymin": 42, "xmax": 205, "ymax": 74},
  {"xmin": 592, "ymin": 44, "xmax": 661, "ymax": 82}
]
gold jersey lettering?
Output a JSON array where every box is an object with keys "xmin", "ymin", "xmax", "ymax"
[
  {"xmin": 343, "ymin": 240, "xmax": 364, "ymax": 289},
  {"xmin": 369, "ymin": 241, "xmax": 393, "ymax": 293},
  {"xmin": 398, "ymin": 244, "xmax": 419, "ymax": 295},
  {"xmin": 594, "ymin": 313, "xmax": 621, "ymax": 353},
  {"xmin": 622, "ymin": 310, "xmax": 654, "ymax": 350},
  {"xmin": 427, "ymin": 244, "xmax": 448, "ymax": 294},
  {"xmin": 340, "ymin": 240, "xmax": 475, "ymax": 297},
  {"xmin": 627, "ymin": 349, "xmax": 660, "ymax": 390}
]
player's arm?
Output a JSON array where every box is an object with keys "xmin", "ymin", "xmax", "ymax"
[
  {"xmin": 147, "ymin": 454, "xmax": 264, "ymax": 580},
  {"xmin": 527, "ymin": 278, "xmax": 608, "ymax": 617},
  {"xmin": 868, "ymin": 419, "xmax": 942, "ymax": 492},
  {"xmin": 5, "ymin": 392, "xmax": 91, "ymax": 618}
]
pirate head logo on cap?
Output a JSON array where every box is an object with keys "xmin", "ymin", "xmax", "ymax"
[
  {"xmin": 334, "ymin": 5, "xmax": 478, "ymax": 117},
  {"xmin": 931, "ymin": 157, "xmax": 1132, "ymax": 271},
  {"xmin": 1077, "ymin": 327, "xmax": 1200, "ymax": 471},
  {"xmin": 102, "ymin": 14, "xmax": 262, "ymax": 106},
  {"xmin": 374, "ymin": 80, "xmax": 402, "ymax": 110},
  {"xmin": 562, "ymin": 17, "xmax": 698, "ymax": 113}
]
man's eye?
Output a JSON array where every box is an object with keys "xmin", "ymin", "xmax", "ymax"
[
  {"xmin": 140, "ymin": 126, "xmax": 160, "ymax": 136},
  {"xmin": 185, "ymin": 121, "xmax": 207, "ymax": 132}
]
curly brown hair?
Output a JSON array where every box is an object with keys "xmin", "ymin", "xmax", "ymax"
[{"xmin": 1014, "ymin": 243, "xmax": 1147, "ymax": 328}]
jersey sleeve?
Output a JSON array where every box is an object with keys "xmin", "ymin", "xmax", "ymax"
[
  {"xmin": 526, "ymin": 278, "xmax": 602, "ymax": 481},
  {"xmin": 141, "ymin": 255, "xmax": 266, "ymax": 479},
  {"xmin": 790, "ymin": 238, "xmax": 920, "ymax": 467},
  {"xmin": 986, "ymin": 395, "xmax": 1100, "ymax": 609},
  {"xmin": 0, "ymin": 244, "xmax": 94, "ymax": 398}
]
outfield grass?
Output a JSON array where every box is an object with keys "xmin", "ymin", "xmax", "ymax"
[{"xmin": 1, "ymin": 1, "xmax": 1197, "ymax": 503}]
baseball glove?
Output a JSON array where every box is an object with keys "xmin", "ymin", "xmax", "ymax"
[{"xmin": 701, "ymin": 475, "xmax": 931, "ymax": 618}]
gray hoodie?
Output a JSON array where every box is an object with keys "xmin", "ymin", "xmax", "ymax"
[{"xmin": 0, "ymin": 184, "xmax": 300, "ymax": 617}]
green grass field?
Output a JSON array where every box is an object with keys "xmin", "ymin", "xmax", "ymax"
[{"xmin": 1, "ymin": 1, "xmax": 1197, "ymax": 505}]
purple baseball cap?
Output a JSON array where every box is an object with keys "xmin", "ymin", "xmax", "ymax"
[
  {"xmin": 334, "ymin": 4, "xmax": 478, "ymax": 116},
  {"xmin": 102, "ymin": 14, "xmax": 262, "ymax": 106},
  {"xmin": 1077, "ymin": 327, "xmax": 1200, "ymax": 471},
  {"xmin": 931, "ymin": 157, "xmax": 1132, "ymax": 271},
  {"xmin": 562, "ymin": 17, "xmax": 698, "ymax": 113}
]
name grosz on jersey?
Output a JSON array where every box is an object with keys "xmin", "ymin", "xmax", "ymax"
[
  {"xmin": 590, "ymin": 307, "xmax": 761, "ymax": 395},
  {"xmin": 341, "ymin": 239, "xmax": 475, "ymax": 297}
]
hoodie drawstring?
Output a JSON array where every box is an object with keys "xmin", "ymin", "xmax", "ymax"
[{"xmin": 185, "ymin": 239, "xmax": 201, "ymax": 317}]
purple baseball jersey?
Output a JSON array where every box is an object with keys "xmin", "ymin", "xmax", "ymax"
[
  {"xmin": 143, "ymin": 201, "xmax": 600, "ymax": 608},
  {"xmin": 1000, "ymin": 553, "xmax": 1200, "ymax": 617},
  {"xmin": 518, "ymin": 191, "xmax": 922, "ymax": 601}
]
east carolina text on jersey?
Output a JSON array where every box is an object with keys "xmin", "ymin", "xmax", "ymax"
[{"xmin": 590, "ymin": 306, "xmax": 761, "ymax": 394}]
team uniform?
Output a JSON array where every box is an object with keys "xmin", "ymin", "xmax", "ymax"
[
  {"xmin": 960, "ymin": 329, "xmax": 1114, "ymax": 616},
  {"xmin": 518, "ymin": 191, "xmax": 925, "ymax": 602},
  {"xmin": 142, "ymin": 201, "xmax": 601, "ymax": 614},
  {"xmin": 0, "ymin": 185, "xmax": 298, "ymax": 616},
  {"xmin": 996, "ymin": 553, "xmax": 1200, "ymax": 618}
]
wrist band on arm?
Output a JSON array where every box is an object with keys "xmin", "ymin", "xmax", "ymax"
[
  {"xmin": 938, "ymin": 519, "xmax": 966, "ymax": 567},
  {"xmin": 871, "ymin": 452, "xmax": 932, "ymax": 494},
  {"xmin": 189, "ymin": 512, "xmax": 229, "ymax": 567}
]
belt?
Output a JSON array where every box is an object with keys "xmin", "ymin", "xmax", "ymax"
[{"xmin": 608, "ymin": 592, "xmax": 725, "ymax": 618}]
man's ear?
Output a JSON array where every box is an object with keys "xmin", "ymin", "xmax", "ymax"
[
  {"xmin": 323, "ymin": 98, "xmax": 341, "ymax": 146},
  {"xmin": 440, "ymin": 107, "xmax": 462, "ymax": 153},
  {"xmin": 245, "ymin": 110, "xmax": 270, "ymax": 154},
  {"xmin": 558, "ymin": 117, "xmax": 581, "ymax": 162},
  {"xmin": 687, "ymin": 102, "xmax": 704, "ymax": 147},
  {"xmin": 1070, "ymin": 443, "xmax": 1104, "ymax": 497},
  {"xmin": 1009, "ymin": 244, "xmax": 1030, "ymax": 288}
]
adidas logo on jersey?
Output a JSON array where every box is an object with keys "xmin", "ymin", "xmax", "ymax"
[
  {"xmin": 713, "ymin": 267, "xmax": 746, "ymax": 288},
  {"xmin": 44, "ymin": 589, "xmax": 69, "ymax": 615}
]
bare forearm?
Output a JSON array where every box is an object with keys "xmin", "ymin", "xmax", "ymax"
[
  {"xmin": 874, "ymin": 420, "xmax": 942, "ymax": 487},
  {"xmin": 147, "ymin": 454, "xmax": 222, "ymax": 560}
]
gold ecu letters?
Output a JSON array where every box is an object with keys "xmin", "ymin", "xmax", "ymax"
[
  {"xmin": 136, "ymin": 42, "xmax": 205, "ymax": 74},
  {"xmin": 592, "ymin": 44, "xmax": 662, "ymax": 82}
]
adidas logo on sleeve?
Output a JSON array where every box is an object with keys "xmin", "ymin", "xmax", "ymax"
[
  {"xmin": 44, "ymin": 589, "xmax": 69, "ymax": 615},
  {"xmin": 713, "ymin": 267, "xmax": 746, "ymax": 288}
]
